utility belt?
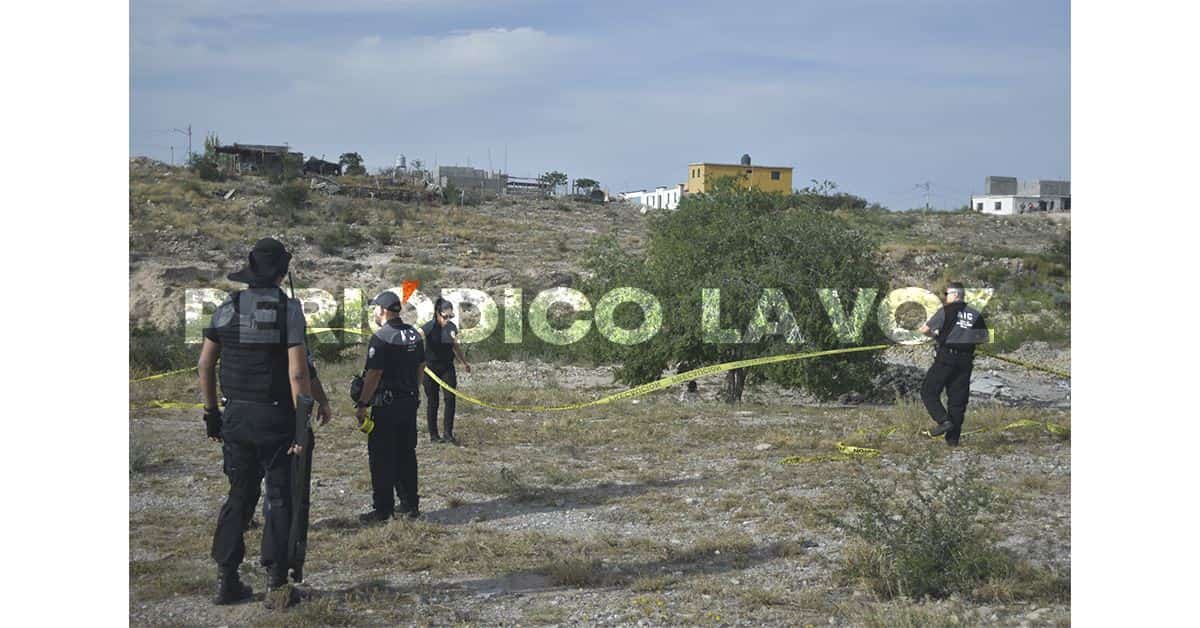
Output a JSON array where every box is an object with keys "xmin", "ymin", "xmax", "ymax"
[
  {"xmin": 369, "ymin": 388, "xmax": 418, "ymax": 407},
  {"xmin": 937, "ymin": 345, "xmax": 976, "ymax": 358},
  {"xmin": 220, "ymin": 396, "xmax": 293, "ymax": 410}
]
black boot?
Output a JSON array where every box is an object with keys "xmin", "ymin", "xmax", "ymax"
[
  {"xmin": 263, "ymin": 569, "xmax": 300, "ymax": 609},
  {"xmin": 930, "ymin": 420, "xmax": 954, "ymax": 437},
  {"xmin": 213, "ymin": 567, "xmax": 253, "ymax": 605},
  {"xmin": 358, "ymin": 509, "xmax": 391, "ymax": 524}
]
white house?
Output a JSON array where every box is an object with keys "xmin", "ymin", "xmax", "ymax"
[
  {"xmin": 971, "ymin": 176, "xmax": 1070, "ymax": 215},
  {"xmin": 619, "ymin": 184, "xmax": 684, "ymax": 211}
]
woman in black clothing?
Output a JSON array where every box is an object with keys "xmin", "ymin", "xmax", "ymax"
[{"xmin": 420, "ymin": 298, "xmax": 472, "ymax": 443}]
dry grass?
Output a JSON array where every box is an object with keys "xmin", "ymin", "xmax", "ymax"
[{"xmin": 130, "ymin": 365, "xmax": 1069, "ymax": 624}]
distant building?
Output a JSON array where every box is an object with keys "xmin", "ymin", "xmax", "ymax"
[
  {"xmin": 971, "ymin": 176, "xmax": 1070, "ymax": 215},
  {"xmin": 438, "ymin": 166, "xmax": 508, "ymax": 198},
  {"xmin": 215, "ymin": 143, "xmax": 303, "ymax": 175},
  {"xmin": 619, "ymin": 184, "xmax": 684, "ymax": 211},
  {"xmin": 303, "ymin": 157, "xmax": 341, "ymax": 176},
  {"xmin": 685, "ymin": 154, "xmax": 793, "ymax": 194}
]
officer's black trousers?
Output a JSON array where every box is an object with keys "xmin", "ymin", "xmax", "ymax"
[
  {"xmin": 367, "ymin": 395, "xmax": 420, "ymax": 516},
  {"xmin": 211, "ymin": 401, "xmax": 294, "ymax": 576},
  {"xmin": 921, "ymin": 353, "xmax": 975, "ymax": 442},
  {"xmin": 423, "ymin": 364, "xmax": 457, "ymax": 438}
]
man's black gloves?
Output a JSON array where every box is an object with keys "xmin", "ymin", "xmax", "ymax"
[{"xmin": 204, "ymin": 407, "xmax": 223, "ymax": 440}]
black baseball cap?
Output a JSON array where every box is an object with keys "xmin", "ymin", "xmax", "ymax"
[{"xmin": 370, "ymin": 290, "xmax": 404, "ymax": 312}]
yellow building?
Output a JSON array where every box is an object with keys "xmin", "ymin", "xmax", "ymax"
[{"xmin": 685, "ymin": 155, "xmax": 793, "ymax": 194}]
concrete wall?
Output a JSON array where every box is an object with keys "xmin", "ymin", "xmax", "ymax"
[
  {"xmin": 438, "ymin": 166, "xmax": 506, "ymax": 197},
  {"xmin": 985, "ymin": 176, "xmax": 1018, "ymax": 195},
  {"xmin": 973, "ymin": 195, "xmax": 1070, "ymax": 215},
  {"xmin": 1018, "ymin": 179, "xmax": 1070, "ymax": 196},
  {"xmin": 620, "ymin": 184, "xmax": 684, "ymax": 210}
]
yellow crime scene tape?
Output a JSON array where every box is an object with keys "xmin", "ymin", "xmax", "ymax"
[
  {"xmin": 130, "ymin": 328, "xmax": 1070, "ymax": 453},
  {"xmin": 131, "ymin": 366, "xmax": 199, "ymax": 383},
  {"xmin": 421, "ymin": 344, "xmax": 893, "ymax": 413},
  {"xmin": 978, "ymin": 351, "xmax": 1070, "ymax": 379}
]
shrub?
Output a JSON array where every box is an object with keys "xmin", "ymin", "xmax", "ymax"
[
  {"xmin": 187, "ymin": 154, "xmax": 225, "ymax": 182},
  {"xmin": 130, "ymin": 435, "xmax": 151, "ymax": 473},
  {"xmin": 833, "ymin": 456, "xmax": 1017, "ymax": 599},
  {"xmin": 272, "ymin": 181, "xmax": 309, "ymax": 213},
  {"xmin": 317, "ymin": 224, "xmax": 361, "ymax": 255},
  {"xmin": 371, "ymin": 226, "xmax": 395, "ymax": 245},
  {"xmin": 130, "ymin": 322, "xmax": 198, "ymax": 376}
]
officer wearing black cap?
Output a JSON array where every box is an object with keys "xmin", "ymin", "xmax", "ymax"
[
  {"xmin": 354, "ymin": 290, "xmax": 427, "ymax": 522},
  {"xmin": 198, "ymin": 237, "xmax": 312, "ymax": 607},
  {"xmin": 919, "ymin": 281, "xmax": 990, "ymax": 446}
]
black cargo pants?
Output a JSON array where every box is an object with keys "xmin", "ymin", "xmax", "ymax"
[
  {"xmin": 211, "ymin": 400, "xmax": 295, "ymax": 577},
  {"xmin": 423, "ymin": 364, "xmax": 457, "ymax": 438},
  {"xmin": 921, "ymin": 351, "xmax": 975, "ymax": 443},
  {"xmin": 367, "ymin": 394, "xmax": 420, "ymax": 516}
]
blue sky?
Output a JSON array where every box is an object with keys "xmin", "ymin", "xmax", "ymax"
[{"xmin": 130, "ymin": 0, "xmax": 1069, "ymax": 211}]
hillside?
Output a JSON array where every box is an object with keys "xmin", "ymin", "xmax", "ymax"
[{"xmin": 129, "ymin": 158, "xmax": 1069, "ymax": 348}]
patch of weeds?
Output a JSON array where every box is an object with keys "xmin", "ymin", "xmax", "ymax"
[
  {"xmin": 1018, "ymin": 474, "xmax": 1051, "ymax": 491},
  {"xmin": 523, "ymin": 605, "xmax": 569, "ymax": 623},
  {"xmin": 842, "ymin": 598, "xmax": 966, "ymax": 628},
  {"xmin": 130, "ymin": 435, "xmax": 151, "ymax": 473},
  {"xmin": 631, "ymin": 593, "xmax": 667, "ymax": 618},
  {"xmin": 472, "ymin": 467, "xmax": 545, "ymax": 502},
  {"xmin": 477, "ymin": 236, "xmax": 499, "ymax": 253},
  {"xmin": 130, "ymin": 322, "xmax": 197, "ymax": 376},
  {"xmin": 831, "ymin": 456, "xmax": 1058, "ymax": 601},
  {"xmin": 318, "ymin": 224, "xmax": 362, "ymax": 255},
  {"xmin": 630, "ymin": 574, "xmax": 677, "ymax": 592},
  {"xmin": 129, "ymin": 559, "xmax": 211, "ymax": 601},
  {"xmin": 545, "ymin": 555, "xmax": 607, "ymax": 587},
  {"xmin": 371, "ymin": 225, "xmax": 395, "ymax": 245},
  {"xmin": 385, "ymin": 262, "xmax": 442, "ymax": 288},
  {"xmin": 738, "ymin": 586, "xmax": 793, "ymax": 609},
  {"xmin": 972, "ymin": 561, "xmax": 1070, "ymax": 603},
  {"xmin": 269, "ymin": 180, "xmax": 308, "ymax": 221}
]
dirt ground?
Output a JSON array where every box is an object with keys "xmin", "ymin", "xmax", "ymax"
[{"xmin": 130, "ymin": 358, "xmax": 1069, "ymax": 627}]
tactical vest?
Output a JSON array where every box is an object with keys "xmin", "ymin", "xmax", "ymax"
[
  {"xmin": 213, "ymin": 288, "xmax": 294, "ymax": 406},
  {"xmin": 937, "ymin": 301, "xmax": 987, "ymax": 355}
]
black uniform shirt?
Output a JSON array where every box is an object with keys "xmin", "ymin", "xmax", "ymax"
[
  {"xmin": 420, "ymin": 319, "xmax": 458, "ymax": 369},
  {"xmin": 925, "ymin": 302, "xmax": 989, "ymax": 350},
  {"xmin": 365, "ymin": 318, "xmax": 426, "ymax": 394}
]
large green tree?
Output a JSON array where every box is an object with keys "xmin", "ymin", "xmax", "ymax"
[
  {"xmin": 339, "ymin": 152, "xmax": 367, "ymax": 176},
  {"xmin": 581, "ymin": 183, "xmax": 887, "ymax": 402},
  {"xmin": 539, "ymin": 171, "xmax": 569, "ymax": 195}
]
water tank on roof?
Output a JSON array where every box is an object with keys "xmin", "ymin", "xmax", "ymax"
[{"xmin": 740, "ymin": 154, "xmax": 752, "ymax": 166}]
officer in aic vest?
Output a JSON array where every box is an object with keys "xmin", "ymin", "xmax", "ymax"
[
  {"xmin": 354, "ymin": 290, "xmax": 427, "ymax": 523},
  {"xmin": 919, "ymin": 281, "xmax": 990, "ymax": 447},
  {"xmin": 198, "ymin": 238, "xmax": 312, "ymax": 608}
]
